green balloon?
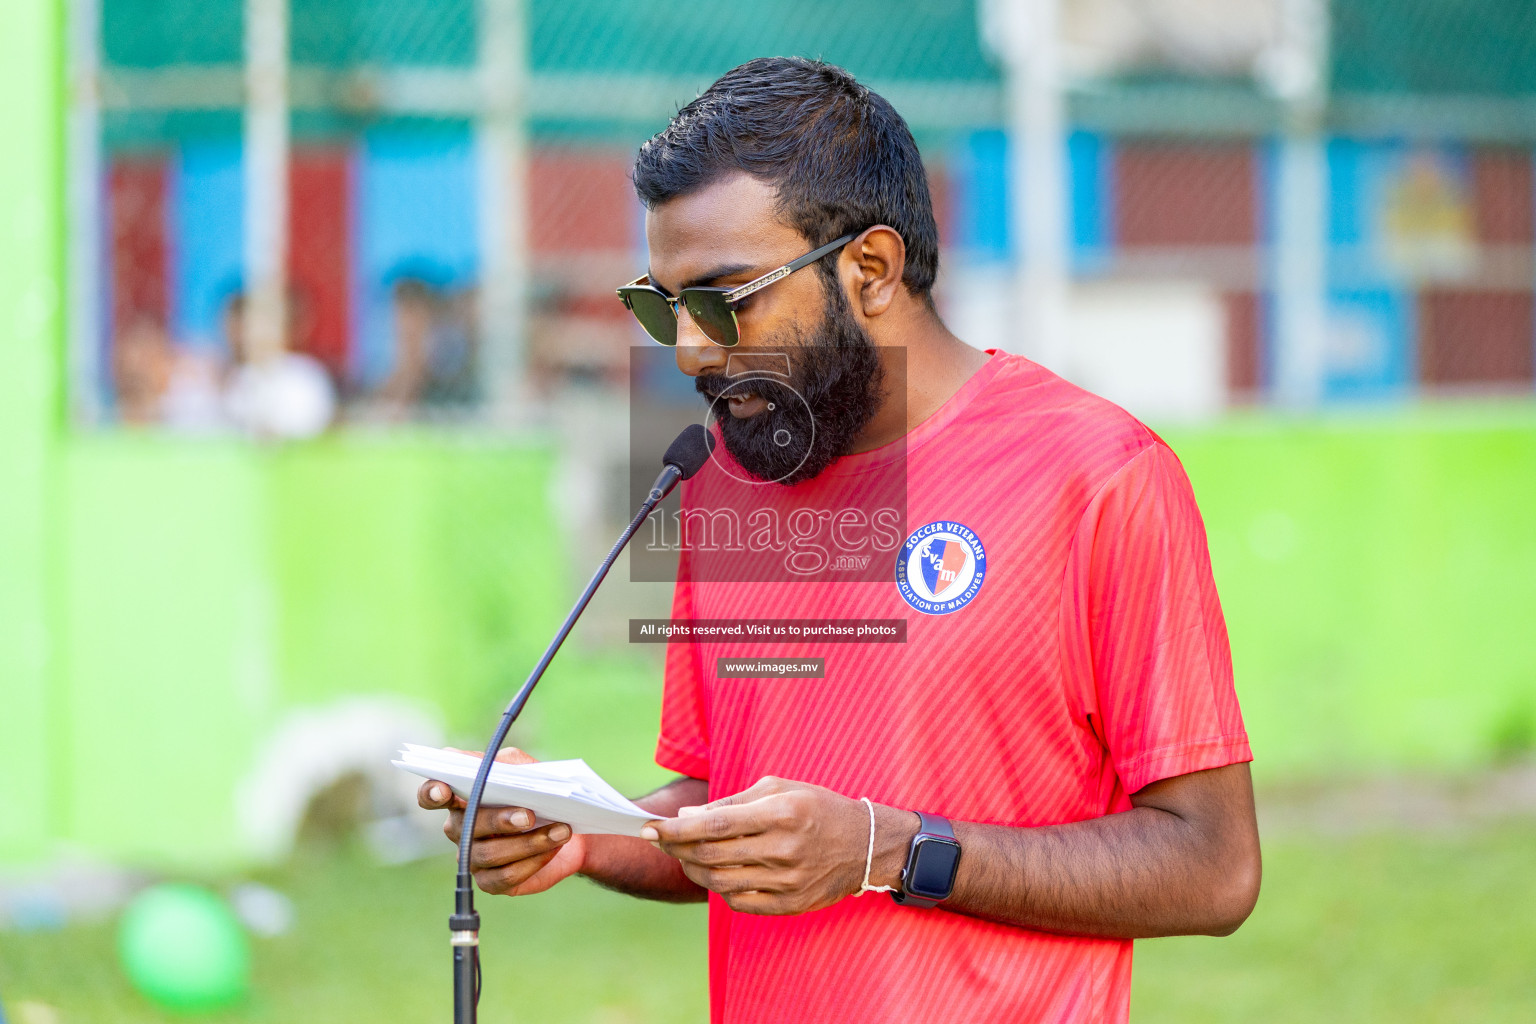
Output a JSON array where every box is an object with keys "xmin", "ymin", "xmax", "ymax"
[{"xmin": 118, "ymin": 884, "xmax": 250, "ymax": 1012}]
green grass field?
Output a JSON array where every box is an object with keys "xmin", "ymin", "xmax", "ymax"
[
  {"xmin": 6, "ymin": 654, "xmax": 1536, "ymax": 1022},
  {"xmin": 1133, "ymin": 821, "xmax": 1536, "ymax": 1022},
  {"xmin": 4, "ymin": 818, "xmax": 1534, "ymax": 1023}
]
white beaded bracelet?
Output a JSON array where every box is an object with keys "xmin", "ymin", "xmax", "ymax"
[{"xmin": 853, "ymin": 796, "xmax": 895, "ymax": 896}]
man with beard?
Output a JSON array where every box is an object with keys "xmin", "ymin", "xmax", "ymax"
[
  {"xmin": 690, "ymin": 278, "xmax": 884, "ymax": 487},
  {"xmin": 421, "ymin": 57, "xmax": 1259, "ymax": 1024}
]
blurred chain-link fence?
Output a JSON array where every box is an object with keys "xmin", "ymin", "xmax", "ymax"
[{"xmin": 76, "ymin": 0, "xmax": 1536, "ymax": 434}]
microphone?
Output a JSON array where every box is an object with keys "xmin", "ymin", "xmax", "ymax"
[
  {"xmin": 653, "ymin": 422, "xmax": 716, "ymax": 500},
  {"xmin": 451, "ymin": 424, "xmax": 714, "ymax": 1024}
]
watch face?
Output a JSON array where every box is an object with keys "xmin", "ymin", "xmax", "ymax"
[{"xmin": 908, "ymin": 837, "xmax": 962, "ymax": 899}]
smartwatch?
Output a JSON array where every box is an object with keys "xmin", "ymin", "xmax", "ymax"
[{"xmin": 891, "ymin": 812, "xmax": 962, "ymax": 908}]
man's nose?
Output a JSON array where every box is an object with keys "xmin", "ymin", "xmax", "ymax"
[{"xmin": 673, "ymin": 305, "xmax": 727, "ymax": 377}]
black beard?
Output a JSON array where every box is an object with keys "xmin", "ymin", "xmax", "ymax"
[{"xmin": 695, "ymin": 281, "xmax": 885, "ymax": 485}]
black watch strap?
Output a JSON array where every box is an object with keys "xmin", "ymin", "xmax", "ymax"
[
  {"xmin": 891, "ymin": 812, "xmax": 960, "ymax": 908},
  {"xmin": 915, "ymin": 811, "xmax": 955, "ymax": 840}
]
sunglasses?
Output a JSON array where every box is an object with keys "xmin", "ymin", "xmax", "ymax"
[{"xmin": 616, "ymin": 233, "xmax": 857, "ymax": 347}]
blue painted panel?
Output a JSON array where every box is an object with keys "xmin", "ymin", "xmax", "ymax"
[
  {"xmin": 1327, "ymin": 138, "xmax": 1405, "ymax": 291},
  {"xmin": 1327, "ymin": 138, "xmax": 1375, "ymax": 249},
  {"xmin": 1256, "ymin": 137, "xmax": 1278, "ymax": 247},
  {"xmin": 1326, "ymin": 139, "xmax": 1475, "ymax": 291},
  {"xmin": 950, "ymin": 129, "xmax": 1102, "ymax": 269},
  {"xmin": 170, "ymin": 140, "xmax": 244, "ymax": 353},
  {"xmin": 1068, "ymin": 130, "xmax": 1111, "ymax": 272},
  {"xmin": 952, "ymin": 129, "xmax": 1009, "ymax": 262},
  {"xmin": 1260, "ymin": 139, "xmax": 1428, "ymax": 402},
  {"xmin": 353, "ymin": 129, "xmax": 479, "ymax": 386},
  {"xmin": 1323, "ymin": 287, "xmax": 1414, "ymax": 400},
  {"xmin": 1318, "ymin": 139, "xmax": 1489, "ymax": 399},
  {"xmin": 1253, "ymin": 287, "xmax": 1274, "ymax": 394}
]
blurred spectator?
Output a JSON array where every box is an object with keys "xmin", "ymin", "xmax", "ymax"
[
  {"xmin": 111, "ymin": 315, "xmax": 223, "ymax": 430},
  {"xmin": 374, "ymin": 275, "xmax": 479, "ymax": 418},
  {"xmin": 221, "ymin": 290, "xmax": 338, "ymax": 440},
  {"xmin": 527, "ymin": 287, "xmax": 631, "ymax": 393},
  {"xmin": 432, "ymin": 286, "xmax": 479, "ymax": 409},
  {"xmin": 111, "ymin": 317, "xmax": 172, "ymax": 425}
]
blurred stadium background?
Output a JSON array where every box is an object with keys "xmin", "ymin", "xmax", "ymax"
[{"xmin": 2, "ymin": 0, "xmax": 1534, "ymax": 1020}]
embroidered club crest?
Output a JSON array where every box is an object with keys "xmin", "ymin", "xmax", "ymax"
[{"xmin": 895, "ymin": 521, "xmax": 986, "ymax": 615}]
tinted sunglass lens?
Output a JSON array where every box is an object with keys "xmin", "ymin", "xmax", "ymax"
[
  {"xmin": 625, "ymin": 290, "xmax": 677, "ymax": 346},
  {"xmin": 683, "ymin": 291, "xmax": 739, "ymax": 347}
]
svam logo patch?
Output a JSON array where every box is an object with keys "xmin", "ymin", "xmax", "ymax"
[{"xmin": 895, "ymin": 521, "xmax": 987, "ymax": 615}]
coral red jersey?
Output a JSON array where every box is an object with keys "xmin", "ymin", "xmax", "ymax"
[{"xmin": 656, "ymin": 351, "xmax": 1251, "ymax": 1024}]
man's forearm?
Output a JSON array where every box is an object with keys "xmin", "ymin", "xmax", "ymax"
[
  {"xmin": 941, "ymin": 808, "xmax": 1258, "ymax": 938},
  {"xmin": 579, "ymin": 776, "xmax": 710, "ymax": 903},
  {"xmin": 869, "ymin": 763, "xmax": 1261, "ymax": 938}
]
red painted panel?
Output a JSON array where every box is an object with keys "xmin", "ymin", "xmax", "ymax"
[
  {"xmin": 1115, "ymin": 143, "xmax": 1257, "ymax": 247},
  {"xmin": 1418, "ymin": 289, "xmax": 1534, "ymax": 386},
  {"xmin": 529, "ymin": 151, "xmax": 637, "ymax": 254},
  {"xmin": 1471, "ymin": 148, "xmax": 1533, "ymax": 245},
  {"xmin": 1223, "ymin": 291, "xmax": 1262, "ymax": 397},
  {"xmin": 289, "ymin": 149, "xmax": 352, "ymax": 379},
  {"xmin": 562, "ymin": 292, "xmax": 637, "ymax": 323},
  {"xmin": 109, "ymin": 157, "xmax": 169, "ymax": 335},
  {"xmin": 928, "ymin": 164, "xmax": 953, "ymax": 251}
]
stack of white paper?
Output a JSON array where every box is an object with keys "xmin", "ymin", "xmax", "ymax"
[{"xmin": 392, "ymin": 744, "xmax": 663, "ymax": 837}]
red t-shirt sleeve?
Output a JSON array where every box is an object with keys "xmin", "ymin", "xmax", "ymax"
[
  {"xmin": 1062, "ymin": 442, "xmax": 1251, "ymax": 796},
  {"xmin": 656, "ymin": 544, "xmax": 711, "ymax": 780}
]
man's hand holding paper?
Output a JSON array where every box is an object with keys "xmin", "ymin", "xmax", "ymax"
[
  {"xmin": 405, "ymin": 745, "xmax": 706, "ymax": 902},
  {"xmin": 413, "ymin": 747, "xmax": 587, "ymax": 898}
]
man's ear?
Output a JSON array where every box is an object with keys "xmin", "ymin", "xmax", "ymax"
[{"xmin": 839, "ymin": 225, "xmax": 906, "ymax": 317}]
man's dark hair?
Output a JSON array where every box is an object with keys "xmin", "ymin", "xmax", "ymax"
[{"xmin": 632, "ymin": 57, "xmax": 940, "ymax": 300}]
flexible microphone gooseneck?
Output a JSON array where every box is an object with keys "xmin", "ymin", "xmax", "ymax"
[{"xmin": 451, "ymin": 423, "xmax": 715, "ymax": 1024}]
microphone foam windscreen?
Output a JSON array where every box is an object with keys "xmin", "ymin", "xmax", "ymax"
[{"xmin": 663, "ymin": 424, "xmax": 716, "ymax": 480}]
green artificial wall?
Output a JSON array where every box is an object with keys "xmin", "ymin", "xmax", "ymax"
[
  {"xmin": 0, "ymin": 0, "xmax": 569, "ymax": 873},
  {"xmin": 0, "ymin": 0, "xmax": 62, "ymax": 869},
  {"xmin": 33, "ymin": 413, "xmax": 1533, "ymax": 869},
  {"xmin": 265, "ymin": 438, "xmax": 562, "ymax": 724},
  {"xmin": 1168, "ymin": 410, "xmax": 1536, "ymax": 780},
  {"xmin": 50, "ymin": 436, "xmax": 560, "ymax": 867}
]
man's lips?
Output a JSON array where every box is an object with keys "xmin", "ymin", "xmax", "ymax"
[
  {"xmin": 726, "ymin": 392, "xmax": 768, "ymax": 418},
  {"xmin": 699, "ymin": 374, "xmax": 775, "ymax": 418}
]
